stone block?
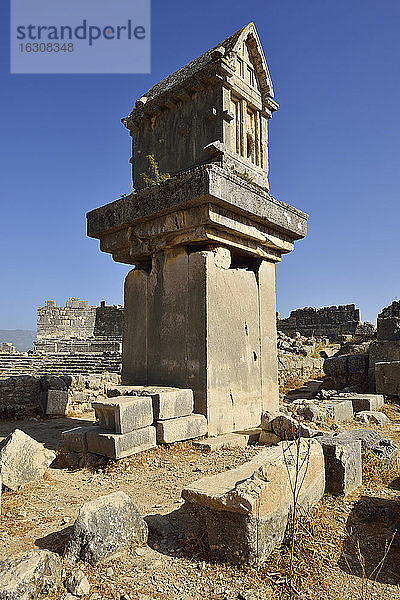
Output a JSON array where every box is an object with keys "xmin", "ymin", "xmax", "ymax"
[
  {"xmin": 64, "ymin": 491, "xmax": 147, "ymax": 565},
  {"xmin": 337, "ymin": 393, "xmax": 384, "ymax": 413},
  {"xmin": 334, "ymin": 429, "xmax": 398, "ymax": 468},
  {"xmin": 316, "ymin": 436, "xmax": 362, "ymax": 495},
  {"xmin": 107, "ymin": 385, "xmax": 194, "ymax": 421},
  {"xmin": 347, "ymin": 354, "xmax": 368, "ymax": 374},
  {"xmin": 156, "ymin": 414, "xmax": 207, "ymax": 444},
  {"xmin": 0, "ymin": 429, "xmax": 56, "ymax": 491},
  {"xmin": 39, "ymin": 390, "xmax": 69, "ymax": 416},
  {"xmin": 324, "ymin": 356, "xmax": 348, "ymax": 377},
  {"xmin": 92, "ymin": 396, "xmax": 153, "ymax": 434},
  {"xmin": 270, "ymin": 414, "xmax": 317, "ymax": 440},
  {"xmin": 194, "ymin": 433, "xmax": 249, "ymax": 450},
  {"xmin": 375, "ymin": 361, "xmax": 400, "ymax": 396},
  {"xmin": 0, "ymin": 549, "xmax": 61, "ymax": 599},
  {"xmin": 182, "ymin": 440, "xmax": 324, "ymax": 564},
  {"xmin": 62, "ymin": 426, "xmax": 95, "ymax": 453},
  {"xmin": 323, "ymin": 398, "xmax": 353, "ymax": 422},
  {"xmin": 259, "ymin": 430, "xmax": 280, "ymax": 446},
  {"xmin": 355, "ymin": 411, "xmax": 390, "ymax": 426},
  {"xmin": 86, "ymin": 426, "xmax": 156, "ymax": 459}
]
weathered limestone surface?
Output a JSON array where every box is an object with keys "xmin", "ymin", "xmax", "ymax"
[
  {"xmin": 156, "ymin": 414, "xmax": 207, "ymax": 444},
  {"xmin": 375, "ymin": 361, "xmax": 400, "ymax": 396},
  {"xmin": 86, "ymin": 426, "xmax": 156, "ymax": 459},
  {"xmin": 64, "ymin": 492, "xmax": 147, "ymax": 565},
  {"xmin": 0, "ymin": 429, "xmax": 55, "ymax": 491},
  {"xmin": 62, "ymin": 426, "xmax": 95, "ymax": 454},
  {"xmin": 39, "ymin": 389, "xmax": 69, "ymax": 416},
  {"xmin": 93, "ymin": 396, "xmax": 153, "ymax": 434},
  {"xmin": 182, "ymin": 440, "xmax": 324, "ymax": 564},
  {"xmin": 337, "ymin": 393, "xmax": 384, "ymax": 413},
  {"xmin": 107, "ymin": 385, "xmax": 194, "ymax": 421},
  {"xmin": 0, "ymin": 549, "xmax": 61, "ymax": 600},
  {"xmin": 355, "ymin": 411, "xmax": 390, "ymax": 426},
  {"xmin": 316, "ymin": 437, "xmax": 362, "ymax": 496}
]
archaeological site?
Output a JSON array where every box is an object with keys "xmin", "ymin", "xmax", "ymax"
[{"xmin": 1, "ymin": 22, "xmax": 400, "ymax": 600}]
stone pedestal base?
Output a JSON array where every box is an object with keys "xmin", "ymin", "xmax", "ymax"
[{"xmin": 122, "ymin": 246, "xmax": 278, "ymax": 436}]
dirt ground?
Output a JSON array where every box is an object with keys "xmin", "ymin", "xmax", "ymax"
[{"xmin": 1, "ymin": 405, "xmax": 400, "ymax": 600}]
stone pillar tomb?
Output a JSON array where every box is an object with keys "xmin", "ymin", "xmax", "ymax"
[{"xmin": 87, "ymin": 23, "xmax": 308, "ymax": 436}]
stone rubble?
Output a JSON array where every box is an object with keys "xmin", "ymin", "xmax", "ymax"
[
  {"xmin": 0, "ymin": 429, "xmax": 55, "ymax": 491},
  {"xmin": 64, "ymin": 491, "xmax": 148, "ymax": 565},
  {"xmin": 0, "ymin": 549, "xmax": 61, "ymax": 599},
  {"xmin": 64, "ymin": 571, "xmax": 90, "ymax": 596}
]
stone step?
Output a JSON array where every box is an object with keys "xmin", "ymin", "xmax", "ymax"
[
  {"xmin": 86, "ymin": 425, "xmax": 156, "ymax": 459},
  {"xmin": 156, "ymin": 414, "xmax": 207, "ymax": 444}
]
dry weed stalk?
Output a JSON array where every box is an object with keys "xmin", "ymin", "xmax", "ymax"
[{"xmin": 281, "ymin": 422, "xmax": 312, "ymax": 592}]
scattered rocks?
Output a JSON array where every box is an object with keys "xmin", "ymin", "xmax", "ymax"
[
  {"xmin": 0, "ymin": 549, "xmax": 61, "ymax": 599},
  {"xmin": 355, "ymin": 411, "xmax": 390, "ymax": 426},
  {"xmin": 0, "ymin": 429, "xmax": 56, "ymax": 491},
  {"xmin": 64, "ymin": 491, "xmax": 148, "ymax": 565},
  {"xmin": 65, "ymin": 570, "xmax": 90, "ymax": 596}
]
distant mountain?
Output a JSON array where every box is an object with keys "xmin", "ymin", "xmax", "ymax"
[{"xmin": 0, "ymin": 330, "xmax": 36, "ymax": 352}]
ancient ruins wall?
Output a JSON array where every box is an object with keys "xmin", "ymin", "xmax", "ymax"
[
  {"xmin": 277, "ymin": 304, "xmax": 360, "ymax": 341},
  {"xmin": 0, "ymin": 372, "xmax": 120, "ymax": 420},
  {"xmin": 37, "ymin": 298, "xmax": 124, "ymax": 346}
]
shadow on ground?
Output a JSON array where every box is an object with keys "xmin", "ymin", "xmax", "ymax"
[
  {"xmin": 0, "ymin": 416, "xmax": 93, "ymax": 451},
  {"xmin": 339, "ymin": 495, "xmax": 400, "ymax": 585},
  {"xmin": 35, "ymin": 525, "xmax": 73, "ymax": 556}
]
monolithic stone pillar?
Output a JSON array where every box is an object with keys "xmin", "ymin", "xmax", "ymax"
[{"xmin": 122, "ymin": 245, "xmax": 279, "ymax": 436}]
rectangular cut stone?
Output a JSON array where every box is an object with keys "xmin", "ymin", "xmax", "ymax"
[
  {"xmin": 107, "ymin": 385, "xmax": 193, "ymax": 421},
  {"xmin": 92, "ymin": 396, "xmax": 153, "ymax": 434},
  {"xmin": 62, "ymin": 426, "xmax": 95, "ymax": 453},
  {"xmin": 375, "ymin": 362, "xmax": 400, "ymax": 396},
  {"xmin": 156, "ymin": 414, "xmax": 207, "ymax": 444},
  {"xmin": 194, "ymin": 433, "xmax": 249, "ymax": 450},
  {"xmin": 316, "ymin": 437, "xmax": 362, "ymax": 496},
  {"xmin": 182, "ymin": 440, "xmax": 324, "ymax": 564},
  {"xmin": 39, "ymin": 390, "xmax": 69, "ymax": 416},
  {"xmin": 324, "ymin": 398, "xmax": 353, "ymax": 422},
  {"xmin": 86, "ymin": 426, "xmax": 156, "ymax": 459},
  {"xmin": 337, "ymin": 393, "xmax": 384, "ymax": 413}
]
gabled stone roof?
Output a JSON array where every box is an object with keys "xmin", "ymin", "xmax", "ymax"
[{"xmin": 125, "ymin": 22, "xmax": 275, "ymax": 123}]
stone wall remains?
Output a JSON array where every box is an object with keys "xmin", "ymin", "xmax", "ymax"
[
  {"xmin": 277, "ymin": 304, "xmax": 361, "ymax": 341},
  {"xmin": 37, "ymin": 298, "xmax": 123, "ymax": 342},
  {"xmin": 0, "ymin": 372, "xmax": 120, "ymax": 420}
]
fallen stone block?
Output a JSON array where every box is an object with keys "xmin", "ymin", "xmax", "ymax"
[
  {"xmin": 260, "ymin": 410, "xmax": 280, "ymax": 431},
  {"xmin": 355, "ymin": 411, "xmax": 390, "ymax": 426},
  {"xmin": 375, "ymin": 361, "xmax": 400, "ymax": 396},
  {"xmin": 107, "ymin": 385, "xmax": 194, "ymax": 420},
  {"xmin": 334, "ymin": 429, "xmax": 398, "ymax": 468},
  {"xmin": 86, "ymin": 426, "xmax": 156, "ymax": 459},
  {"xmin": 347, "ymin": 354, "xmax": 368, "ymax": 375},
  {"xmin": 324, "ymin": 356, "xmax": 348, "ymax": 377},
  {"xmin": 39, "ymin": 390, "xmax": 69, "ymax": 416},
  {"xmin": 259, "ymin": 430, "xmax": 280, "ymax": 446},
  {"xmin": 62, "ymin": 426, "xmax": 95, "ymax": 453},
  {"xmin": 0, "ymin": 549, "xmax": 61, "ymax": 599},
  {"xmin": 182, "ymin": 439, "xmax": 324, "ymax": 565},
  {"xmin": 316, "ymin": 436, "xmax": 362, "ymax": 496},
  {"xmin": 337, "ymin": 393, "xmax": 384, "ymax": 413},
  {"xmin": 271, "ymin": 414, "xmax": 317, "ymax": 440},
  {"xmin": 323, "ymin": 398, "xmax": 353, "ymax": 423},
  {"xmin": 92, "ymin": 396, "xmax": 153, "ymax": 434},
  {"xmin": 64, "ymin": 491, "xmax": 147, "ymax": 565},
  {"xmin": 194, "ymin": 433, "xmax": 250, "ymax": 450},
  {"xmin": 300, "ymin": 402, "xmax": 322, "ymax": 422},
  {"xmin": 156, "ymin": 414, "xmax": 207, "ymax": 444},
  {"xmin": 0, "ymin": 429, "xmax": 56, "ymax": 491}
]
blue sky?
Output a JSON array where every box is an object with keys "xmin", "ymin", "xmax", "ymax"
[{"xmin": 1, "ymin": 0, "xmax": 399, "ymax": 329}]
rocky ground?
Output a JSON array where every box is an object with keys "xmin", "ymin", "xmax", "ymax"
[{"xmin": 1, "ymin": 405, "xmax": 400, "ymax": 600}]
